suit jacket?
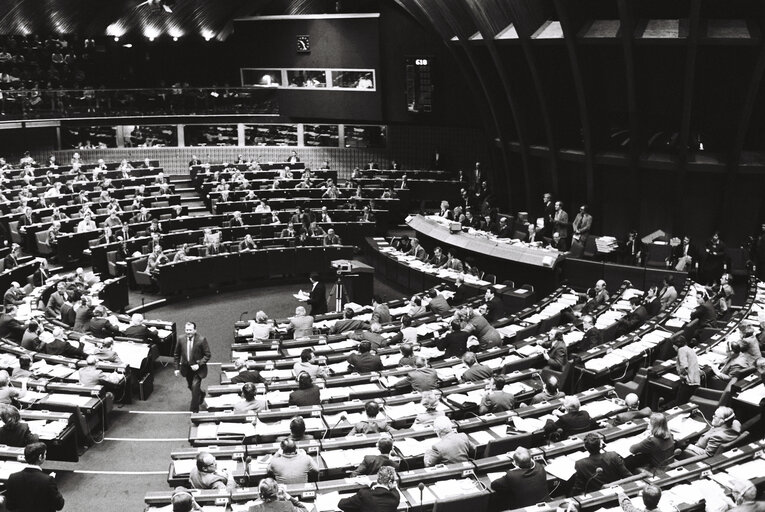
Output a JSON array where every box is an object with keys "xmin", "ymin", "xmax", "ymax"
[
  {"xmin": 546, "ymin": 340, "xmax": 568, "ymax": 371},
  {"xmin": 0, "ymin": 314, "xmax": 24, "ymax": 342},
  {"xmin": 338, "ymin": 486, "xmax": 400, "ymax": 512},
  {"xmin": 691, "ymin": 301, "xmax": 717, "ymax": 327},
  {"xmin": 288, "ymin": 385, "xmax": 321, "ymax": 406},
  {"xmin": 580, "ymin": 327, "xmax": 603, "ymax": 351},
  {"xmin": 89, "ymin": 317, "xmax": 119, "ymax": 338},
  {"xmin": 461, "ymin": 364, "xmax": 493, "ymax": 382},
  {"xmin": 545, "ymin": 410, "xmax": 597, "ymax": 438},
  {"xmin": 5, "ymin": 467, "xmax": 65, "ymax": 512},
  {"xmin": 124, "ymin": 324, "xmax": 158, "ymax": 343},
  {"xmin": 0, "ymin": 422, "xmax": 38, "ymax": 447},
  {"xmin": 612, "ymin": 407, "xmax": 652, "ymax": 426},
  {"xmin": 571, "ymin": 452, "xmax": 632, "ymax": 495},
  {"xmin": 371, "ymin": 304, "xmax": 391, "ymax": 324},
  {"xmin": 73, "ymin": 306, "xmax": 94, "ymax": 332},
  {"xmin": 491, "ymin": 463, "xmax": 548, "ymax": 510},
  {"xmin": 427, "ymin": 295, "xmax": 451, "ymax": 315},
  {"xmin": 42, "ymin": 339, "xmax": 86, "ymax": 359},
  {"xmin": 307, "ymin": 282, "xmax": 327, "ymax": 315},
  {"xmin": 453, "ymin": 284, "xmax": 472, "ymax": 305},
  {"xmin": 289, "ymin": 315, "xmax": 314, "ymax": 338},
  {"xmin": 174, "ymin": 334, "xmax": 211, "ymax": 378},
  {"xmin": 424, "ymin": 431, "xmax": 474, "ymax": 466},
  {"xmin": 437, "ymin": 331, "xmax": 469, "ymax": 359},
  {"xmin": 3, "ymin": 254, "xmax": 18, "ymax": 269},
  {"xmin": 347, "ymin": 352, "xmax": 383, "ymax": 373},
  {"xmin": 330, "ymin": 319, "xmax": 370, "ymax": 335},
  {"xmin": 351, "ymin": 454, "xmax": 400, "ymax": 476},
  {"xmin": 406, "ymin": 367, "xmax": 439, "ymax": 392},
  {"xmin": 554, "ymin": 210, "xmax": 569, "ymax": 238},
  {"xmin": 486, "ymin": 296, "xmax": 505, "ymax": 323},
  {"xmin": 3, "ymin": 288, "xmax": 24, "ymax": 308}
]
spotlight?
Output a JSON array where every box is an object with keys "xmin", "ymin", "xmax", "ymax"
[
  {"xmin": 173, "ymin": 36, "xmax": 178, "ymax": 41},
  {"xmin": 114, "ymin": 36, "xmax": 120, "ymax": 42}
]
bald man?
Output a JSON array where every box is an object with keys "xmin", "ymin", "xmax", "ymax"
[
  {"xmin": 491, "ymin": 447, "xmax": 548, "ymax": 509},
  {"xmin": 612, "ymin": 393, "xmax": 652, "ymax": 426},
  {"xmin": 189, "ymin": 451, "xmax": 236, "ymax": 490}
]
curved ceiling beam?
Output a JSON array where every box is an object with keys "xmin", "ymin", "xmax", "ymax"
[
  {"xmin": 464, "ymin": 0, "xmax": 534, "ymax": 208},
  {"xmin": 553, "ymin": 0, "xmax": 595, "ymax": 206}
]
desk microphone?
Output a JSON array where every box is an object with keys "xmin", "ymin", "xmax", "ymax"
[
  {"xmin": 243, "ymin": 455, "xmax": 252, "ymax": 485},
  {"xmin": 418, "ymin": 482, "xmax": 426, "ymax": 512},
  {"xmin": 583, "ymin": 467, "xmax": 603, "ymax": 496},
  {"xmin": 239, "ymin": 311, "xmax": 249, "ymax": 321},
  {"xmin": 323, "ymin": 414, "xmax": 345, "ymax": 439}
]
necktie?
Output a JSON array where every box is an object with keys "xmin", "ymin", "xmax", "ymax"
[{"xmin": 187, "ymin": 337, "xmax": 193, "ymax": 362}]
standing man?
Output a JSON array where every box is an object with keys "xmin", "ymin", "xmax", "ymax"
[
  {"xmin": 306, "ymin": 273, "xmax": 327, "ymax": 315},
  {"xmin": 174, "ymin": 322, "xmax": 211, "ymax": 413},
  {"xmin": 5, "ymin": 442, "xmax": 64, "ymax": 512},
  {"xmin": 553, "ymin": 201, "xmax": 569, "ymax": 240}
]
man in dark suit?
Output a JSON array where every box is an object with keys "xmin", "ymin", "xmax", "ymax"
[
  {"xmin": 579, "ymin": 315, "xmax": 603, "ymax": 352},
  {"xmin": 484, "ymin": 287, "xmax": 505, "ymax": 323},
  {"xmin": 0, "ymin": 305, "xmax": 25, "ymax": 343},
  {"xmin": 544, "ymin": 396, "xmax": 597, "ymax": 439},
  {"xmin": 306, "ymin": 273, "xmax": 327, "ymax": 315},
  {"xmin": 5, "ymin": 442, "xmax": 64, "ymax": 512},
  {"xmin": 338, "ymin": 466, "xmax": 400, "ymax": 512},
  {"xmin": 542, "ymin": 330, "xmax": 568, "ymax": 371},
  {"xmin": 491, "ymin": 447, "xmax": 548, "ymax": 509},
  {"xmin": 497, "ymin": 217, "xmax": 513, "ymax": 238},
  {"xmin": 123, "ymin": 313, "xmax": 159, "ymax": 344},
  {"xmin": 549, "ymin": 231, "xmax": 568, "ymax": 252},
  {"xmin": 436, "ymin": 320, "xmax": 469, "ymax": 358},
  {"xmin": 690, "ymin": 291, "xmax": 717, "ymax": 328},
  {"xmin": 426, "ymin": 289, "xmax": 451, "ymax": 316},
  {"xmin": 542, "ymin": 192, "xmax": 555, "ymax": 236},
  {"xmin": 611, "ymin": 393, "xmax": 652, "ymax": 426},
  {"xmin": 401, "ymin": 356, "xmax": 438, "ymax": 392},
  {"xmin": 615, "ymin": 296, "xmax": 649, "ymax": 338},
  {"xmin": 88, "ymin": 306, "xmax": 120, "ymax": 338},
  {"xmin": 571, "ymin": 433, "xmax": 632, "ymax": 495},
  {"xmin": 350, "ymin": 437, "xmax": 400, "ymax": 476},
  {"xmin": 371, "ymin": 296, "xmax": 391, "ymax": 324},
  {"xmin": 329, "ymin": 308, "xmax": 369, "ymax": 334},
  {"xmin": 3, "ymin": 244, "xmax": 21, "ymax": 270},
  {"xmin": 622, "ymin": 231, "xmax": 643, "ymax": 266},
  {"xmin": 452, "ymin": 276, "xmax": 472, "ymax": 305},
  {"xmin": 174, "ymin": 322, "xmax": 211, "ymax": 413},
  {"xmin": 347, "ymin": 341, "xmax": 383, "ymax": 373},
  {"xmin": 673, "ymin": 236, "xmax": 698, "ymax": 272},
  {"xmin": 3, "ymin": 282, "xmax": 25, "ymax": 308}
]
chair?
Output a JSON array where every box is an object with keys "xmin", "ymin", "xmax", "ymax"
[
  {"xmin": 613, "ymin": 368, "xmax": 648, "ymax": 400},
  {"xmin": 131, "ymin": 257, "xmax": 153, "ymax": 289},
  {"xmin": 432, "ymin": 490, "xmax": 490, "ymax": 512},
  {"xmin": 35, "ymin": 231, "xmax": 53, "ymax": 255},
  {"xmin": 501, "ymin": 280, "xmax": 515, "ymax": 288},
  {"xmin": 153, "ymin": 201, "xmax": 170, "ymax": 208},
  {"xmin": 582, "ymin": 236, "xmax": 598, "ymax": 259},
  {"xmin": 725, "ymin": 247, "xmax": 748, "ymax": 277},
  {"xmin": 485, "ymin": 432, "xmax": 543, "ymax": 457},
  {"xmin": 8, "ymin": 221, "xmax": 21, "ymax": 245},
  {"xmin": 513, "ymin": 230, "xmax": 527, "ymax": 241},
  {"xmin": 645, "ymin": 244, "xmax": 672, "ymax": 268},
  {"xmin": 543, "ymin": 362, "xmax": 573, "ymax": 394},
  {"xmin": 106, "ymin": 250, "xmax": 120, "ymax": 277},
  {"xmin": 483, "ymin": 273, "xmax": 497, "ymax": 285},
  {"xmin": 690, "ymin": 387, "xmax": 727, "ymax": 419}
]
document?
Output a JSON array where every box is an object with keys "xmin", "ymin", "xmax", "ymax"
[{"xmin": 737, "ymin": 384, "xmax": 765, "ymax": 406}]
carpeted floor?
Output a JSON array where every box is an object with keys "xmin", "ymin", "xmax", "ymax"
[{"xmin": 53, "ymin": 274, "xmax": 409, "ymax": 511}]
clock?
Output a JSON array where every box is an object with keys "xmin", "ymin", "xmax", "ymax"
[{"xmin": 297, "ymin": 35, "xmax": 311, "ymax": 53}]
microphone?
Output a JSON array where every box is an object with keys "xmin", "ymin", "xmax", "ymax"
[
  {"xmin": 323, "ymin": 414, "xmax": 346, "ymax": 439},
  {"xmin": 418, "ymin": 482, "xmax": 426, "ymax": 512},
  {"xmin": 243, "ymin": 455, "xmax": 252, "ymax": 485},
  {"xmin": 239, "ymin": 311, "xmax": 249, "ymax": 321},
  {"xmin": 583, "ymin": 467, "xmax": 604, "ymax": 496}
]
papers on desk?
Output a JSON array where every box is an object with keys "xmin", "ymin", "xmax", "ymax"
[
  {"xmin": 662, "ymin": 372, "xmax": 681, "ymax": 382},
  {"xmin": 195, "ymin": 423, "xmax": 219, "ymax": 438},
  {"xmin": 563, "ymin": 330, "xmax": 584, "ymax": 345},
  {"xmin": 544, "ymin": 455, "xmax": 579, "ymax": 481},
  {"xmin": 204, "ymin": 393, "xmax": 240, "ymax": 409},
  {"xmin": 320, "ymin": 388, "xmax": 349, "ymax": 401},
  {"xmin": 0, "ymin": 461, "xmax": 30, "ymax": 480},
  {"xmin": 395, "ymin": 437, "xmax": 435, "ymax": 457},
  {"xmin": 419, "ymin": 345, "xmax": 445, "ymax": 359},
  {"xmin": 511, "ymin": 416, "xmax": 546, "ymax": 433},
  {"xmin": 111, "ymin": 341, "xmax": 150, "ymax": 369},
  {"xmin": 26, "ymin": 419, "xmax": 68, "ymax": 439},
  {"xmin": 45, "ymin": 393, "xmax": 93, "ymax": 407},
  {"xmin": 606, "ymin": 434, "xmax": 643, "ymax": 458},
  {"xmin": 321, "ymin": 447, "xmax": 380, "ymax": 468},
  {"xmin": 665, "ymin": 317, "xmax": 687, "ymax": 329},
  {"xmin": 18, "ymin": 390, "xmax": 47, "ymax": 404},
  {"xmin": 260, "ymin": 369, "xmax": 294, "ymax": 381},
  {"xmin": 580, "ymin": 399, "xmax": 622, "ymax": 418},
  {"xmin": 217, "ymin": 422, "xmax": 257, "ymax": 437},
  {"xmin": 430, "ymin": 478, "xmax": 482, "ymax": 500},
  {"xmin": 447, "ymin": 389, "xmax": 485, "ymax": 406},
  {"xmin": 504, "ymin": 381, "xmax": 533, "ymax": 395},
  {"xmin": 172, "ymin": 458, "xmax": 197, "ymax": 475},
  {"xmin": 468, "ymin": 429, "xmax": 496, "ymax": 445},
  {"xmin": 496, "ymin": 324, "xmax": 523, "ymax": 338},
  {"xmin": 584, "ymin": 352, "xmax": 628, "ymax": 372},
  {"xmin": 386, "ymin": 401, "xmax": 448, "ymax": 421},
  {"xmin": 667, "ymin": 415, "xmax": 707, "ymax": 441},
  {"xmin": 517, "ymin": 344, "xmax": 543, "ymax": 357},
  {"xmin": 725, "ymin": 457, "xmax": 765, "ymax": 481},
  {"xmin": 314, "ymin": 490, "xmax": 345, "ymax": 511},
  {"xmin": 737, "ymin": 384, "xmax": 765, "ymax": 406}
]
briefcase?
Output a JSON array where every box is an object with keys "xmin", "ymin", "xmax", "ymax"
[{"xmin": 139, "ymin": 373, "xmax": 154, "ymax": 400}]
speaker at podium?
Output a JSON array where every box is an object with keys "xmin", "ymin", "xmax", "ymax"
[{"xmin": 327, "ymin": 259, "xmax": 374, "ymax": 311}]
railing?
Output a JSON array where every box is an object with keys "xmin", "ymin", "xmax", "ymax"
[{"xmin": 0, "ymin": 87, "xmax": 279, "ymax": 120}]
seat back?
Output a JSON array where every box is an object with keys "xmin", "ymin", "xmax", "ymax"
[
  {"xmin": 35, "ymin": 230, "xmax": 53, "ymax": 255},
  {"xmin": 8, "ymin": 220, "xmax": 21, "ymax": 244},
  {"xmin": 483, "ymin": 273, "xmax": 497, "ymax": 285}
]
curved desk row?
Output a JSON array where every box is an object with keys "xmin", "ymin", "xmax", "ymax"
[{"xmin": 137, "ymin": 245, "xmax": 355, "ymax": 295}]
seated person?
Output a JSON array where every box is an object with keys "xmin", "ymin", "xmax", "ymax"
[
  {"xmin": 0, "ymin": 305, "xmax": 24, "ymax": 342},
  {"xmin": 406, "ymin": 296, "xmax": 426, "ymax": 317},
  {"xmin": 460, "ymin": 351, "xmax": 493, "ymax": 382},
  {"xmin": 338, "ymin": 466, "xmax": 400, "ymax": 512},
  {"xmin": 249, "ymin": 478, "xmax": 306, "ymax": 512},
  {"xmin": 490, "ymin": 447, "xmax": 548, "ymax": 510},
  {"xmin": 229, "ymin": 359, "xmax": 267, "ymax": 385},
  {"xmin": 531, "ymin": 375, "xmax": 565, "ymax": 404},
  {"xmin": 241, "ymin": 311, "xmax": 274, "ymax": 340},
  {"xmin": 424, "ymin": 416, "xmax": 474, "ymax": 466},
  {"xmin": 346, "ymin": 400, "xmax": 393, "ymax": 435},
  {"xmin": 267, "ymin": 439, "xmax": 319, "ymax": 484},
  {"xmin": 388, "ymin": 315, "xmax": 418, "ymax": 345},
  {"xmin": 347, "ymin": 341, "xmax": 383, "ymax": 373},
  {"xmin": 78, "ymin": 356, "xmax": 125, "ymax": 396},
  {"xmin": 123, "ymin": 313, "xmax": 159, "ymax": 344},
  {"xmin": 189, "ymin": 451, "xmax": 237, "ymax": 490},
  {"xmin": 616, "ymin": 485, "xmax": 663, "ymax": 512},
  {"xmin": 479, "ymin": 376, "xmax": 515, "ymax": 414},
  {"xmin": 629, "ymin": 412, "xmax": 675, "ymax": 470},
  {"xmin": 710, "ymin": 339, "xmax": 754, "ymax": 387},
  {"xmin": 681, "ymin": 406, "xmax": 741, "ymax": 457},
  {"xmin": 288, "ymin": 372, "xmax": 321, "ymax": 407},
  {"xmin": 615, "ymin": 296, "xmax": 649, "ymax": 338},
  {"xmin": 233, "ymin": 382, "xmax": 266, "ymax": 413},
  {"xmin": 414, "ymin": 392, "xmax": 446, "ymax": 426},
  {"xmin": 288, "ymin": 306, "xmax": 313, "ymax": 338},
  {"xmin": 690, "ymin": 291, "xmax": 717, "ymax": 328},
  {"xmin": 399, "ymin": 356, "xmax": 438, "ymax": 392},
  {"xmin": 579, "ymin": 314, "xmax": 603, "ymax": 352},
  {"xmin": 0, "ymin": 404, "xmax": 38, "ymax": 447},
  {"xmin": 426, "ymin": 289, "xmax": 451, "ymax": 316},
  {"xmin": 349, "ymin": 322, "xmax": 389, "ymax": 351},
  {"xmin": 541, "ymin": 329, "xmax": 568, "ymax": 371},
  {"xmin": 292, "ymin": 349, "xmax": 327, "ymax": 380},
  {"xmin": 92, "ymin": 338, "xmax": 122, "ymax": 364},
  {"xmin": 570, "ymin": 432, "xmax": 632, "ymax": 496},
  {"xmin": 12, "ymin": 355, "xmax": 33, "ymax": 379},
  {"xmin": 544, "ymin": 396, "xmax": 597, "ymax": 439},
  {"xmin": 277, "ymin": 416, "xmax": 316, "ymax": 442},
  {"xmin": 398, "ymin": 343, "xmax": 416, "ymax": 367},
  {"xmin": 350, "ymin": 436, "xmax": 400, "ymax": 476},
  {"xmin": 436, "ymin": 320, "xmax": 469, "ymax": 359},
  {"xmin": 238, "ymin": 234, "xmax": 258, "ymax": 251},
  {"xmin": 612, "ymin": 393, "xmax": 652, "ymax": 426},
  {"xmin": 330, "ymin": 308, "xmax": 369, "ymax": 334}
]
